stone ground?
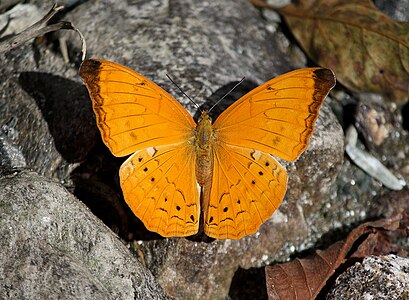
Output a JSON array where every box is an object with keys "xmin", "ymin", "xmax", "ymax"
[{"xmin": 0, "ymin": 0, "xmax": 408, "ymax": 299}]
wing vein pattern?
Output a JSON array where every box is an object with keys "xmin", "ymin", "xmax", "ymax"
[
  {"xmin": 203, "ymin": 142, "xmax": 288, "ymax": 239},
  {"xmin": 213, "ymin": 68, "xmax": 336, "ymax": 161},
  {"xmin": 120, "ymin": 142, "xmax": 199, "ymax": 237},
  {"xmin": 80, "ymin": 59, "xmax": 196, "ymax": 157}
]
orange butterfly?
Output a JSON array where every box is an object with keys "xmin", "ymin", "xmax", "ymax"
[{"xmin": 80, "ymin": 59, "xmax": 335, "ymax": 239}]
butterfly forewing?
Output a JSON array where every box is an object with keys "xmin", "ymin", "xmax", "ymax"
[
  {"xmin": 213, "ymin": 68, "xmax": 336, "ymax": 161},
  {"xmin": 80, "ymin": 59, "xmax": 196, "ymax": 157}
]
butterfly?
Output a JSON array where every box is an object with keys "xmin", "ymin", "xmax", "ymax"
[{"xmin": 80, "ymin": 59, "xmax": 336, "ymax": 240}]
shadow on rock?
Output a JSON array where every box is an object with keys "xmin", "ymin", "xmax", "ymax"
[{"xmin": 18, "ymin": 72, "xmax": 98, "ymax": 163}]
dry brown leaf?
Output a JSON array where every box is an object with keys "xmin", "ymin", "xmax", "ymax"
[
  {"xmin": 252, "ymin": 0, "xmax": 409, "ymax": 103},
  {"xmin": 265, "ymin": 212, "xmax": 408, "ymax": 300}
]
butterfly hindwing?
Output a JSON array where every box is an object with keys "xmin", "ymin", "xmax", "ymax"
[
  {"xmin": 80, "ymin": 59, "xmax": 196, "ymax": 157},
  {"xmin": 203, "ymin": 143, "xmax": 288, "ymax": 239},
  {"xmin": 213, "ymin": 68, "xmax": 336, "ymax": 161},
  {"xmin": 119, "ymin": 142, "xmax": 200, "ymax": 237}
]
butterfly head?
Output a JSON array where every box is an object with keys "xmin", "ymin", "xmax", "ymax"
[{"xmin": 198, "ymin": 110, "xmax": 212, "ymax": 123}]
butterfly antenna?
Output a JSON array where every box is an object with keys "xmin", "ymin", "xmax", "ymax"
[
  {"xmin": 208, "ymin": 77, "xmax": 245, "ymax": 113},
  {"xmin": 166, "ymin": 74, "xmax": 201, "ymax": 111}
]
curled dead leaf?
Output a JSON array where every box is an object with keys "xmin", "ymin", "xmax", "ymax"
[{"xmin": 265, "ymin": 212, "xmax": 408, "ymax": 300}]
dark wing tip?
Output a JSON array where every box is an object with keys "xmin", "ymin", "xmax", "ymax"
[
  {"xmin": 313, "ymin": 68, "xmax": 336, "ymax": 91},
  {"xmin": 79, "ymin": 59, "xmax": 103, "ymax": 80}
]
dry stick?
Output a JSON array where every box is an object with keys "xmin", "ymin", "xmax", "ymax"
[{"xmin": 0, "ymin": 3, "xmax": 87, "ymax": 60}]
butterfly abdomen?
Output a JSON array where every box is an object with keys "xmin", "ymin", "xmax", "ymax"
[{"xmin": 195, "ymin": 112, "xmax": 215, "ymax": 187}]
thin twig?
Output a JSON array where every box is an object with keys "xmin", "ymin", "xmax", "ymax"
[{"xmin": 0, "ymin": 3, "xmax": 87, "ymax": 60}]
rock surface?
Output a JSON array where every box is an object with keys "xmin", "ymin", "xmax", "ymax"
[
  {"xmin": 0, "ymin": 171, "xmax": 168, "ymax": 300},
  {"xmin": 327, "ymin": 255, "xmax": 409, "ymax": 300}
]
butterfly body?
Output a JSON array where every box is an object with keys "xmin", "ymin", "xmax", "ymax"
[
  {"xmin": 194, "ymin": 112, "xmax": 214, "ymax": 187},
  {"xmin": 80, "ymin": 59, "xmax": 336, "ymax": 239}
]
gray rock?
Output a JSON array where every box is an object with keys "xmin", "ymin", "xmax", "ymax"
[
  {"xmin": 0, "ymin": 171, "xmax": 168, "ymax": 300},
  {"xmin": 0, "ymin": 134, "xmax": 26, "ymax": 175},
  {"xmin": 374, "ymin": 0, "xmax": 409, "ymax": 21},
  {"xmin": 326, "ymin": 255, "xmax": 409, "ymax": 300}
]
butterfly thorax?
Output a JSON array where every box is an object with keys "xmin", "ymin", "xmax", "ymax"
[{"xmin": 194, "ymin": 111, "xmax": 215, "ymax": 187}]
